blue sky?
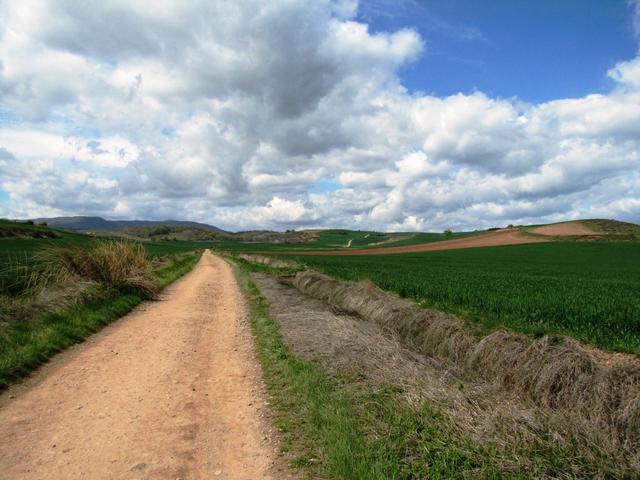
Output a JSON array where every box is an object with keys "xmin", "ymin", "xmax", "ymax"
[{"xmin": 360, "ymin": 0, "xmax": 638, "ymax": 102}]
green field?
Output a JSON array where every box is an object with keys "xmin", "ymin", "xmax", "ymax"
[
  {"xmin": 286, "ymin": 242, "xmax": 640, "ymax": 355},
  {"xmin": 0, "ymin": 224, "xmax": 214, "ymax": 261},
  {"xmin": 212, "ymin": 228, "xmax": 472, "ymax": 252},
  {"xmin": 0, "ymin": 220, "xmax": 94, "ymax": 256}
]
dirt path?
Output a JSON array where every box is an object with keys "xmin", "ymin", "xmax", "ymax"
[
  {"xmin": 295, "ymin": 228, "xmax": 548, "ymax": 256},
  {"xmin": 0, "ymin": 251, "xmax": 275, "ymax": 480}
]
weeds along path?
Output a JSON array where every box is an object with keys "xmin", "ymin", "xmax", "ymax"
[{"xmin": 0, "ymin": 251, "xmax": 275, "ymax": 480}]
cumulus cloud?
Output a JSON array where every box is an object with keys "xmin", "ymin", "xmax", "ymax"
[{"xmin": 0, "ymin": 0, "xmax": 639, "ymax": 231}]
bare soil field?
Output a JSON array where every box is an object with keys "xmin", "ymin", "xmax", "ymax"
[
  {"xmin": 532, "ymin": 222, "xmax": 597, "ymax": 236},
  {"xmin": 296, "ymin": 228, "xmax": 548, "ymax": 255},
  {"xmin": 0, "ymin": 251, "xmax": 276, "ymax": 480}
]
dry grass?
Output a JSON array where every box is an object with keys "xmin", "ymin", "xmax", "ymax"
[
  {"xmin": 236, "ymin": 254, "xmax": 301, "ymax": 269},
  {"xmin": 0, "ymin": 252, "xmax": 68, "ymax": 297},
  {"xmin": 43, "ymin": 240, "xmax": 158, "ymax": 298},
  {"xmin": 293, "ymin": 270, "xmax": 640, "ymax": 465},
  {"xmin": 1, "ymin": 241, "xmax": 157, "ymax": 326}
]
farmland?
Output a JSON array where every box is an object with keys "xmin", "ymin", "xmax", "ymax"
[
  {"xmin": 3, "ymin": 218, "xmax": 640, "ymax": 477},
  {"xmin": 210, "ymin": 228, "xmax": 473, "ymax": 252},
  {"xmin": 286, "ymin": 241, "xmax": 640, "ymax": 355}
]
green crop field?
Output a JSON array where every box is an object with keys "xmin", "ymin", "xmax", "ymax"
[
  {"xmin": 310, "ymin": 230, "xmax": 473, "ymax": 248},
  {"xmin": 286, "ymin": 242, "xmax": 640, "ymax": 355}
]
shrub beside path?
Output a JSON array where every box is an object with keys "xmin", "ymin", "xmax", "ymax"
[{"xmin": 0, "ymin": 251, "xmax": 275, "ymax": 479}]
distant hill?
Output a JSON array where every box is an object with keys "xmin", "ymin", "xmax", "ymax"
[
  {"xmin": 26, "ymin": 216, "xmax": 315, "ymax": 243},
  {"xmin": 30, "ymin": 216, "xmax": 228, "ymax": 234},
  {"xmin": 121, "ymin": 224, "xmax": 316, "ymax": 243}
]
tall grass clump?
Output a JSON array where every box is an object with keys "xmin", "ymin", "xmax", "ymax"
[
  {"xmin": 0, "ymin": 252, "xmax": 67, "ymax": 297},
  {"xmin": 44, "ymin": 240, "xmax": 158, "ymax": 298}
]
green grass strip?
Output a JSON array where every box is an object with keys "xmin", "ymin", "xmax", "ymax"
[{"xmin": 0, "ymin": 252, "xmax": 200, "ymax": 389}]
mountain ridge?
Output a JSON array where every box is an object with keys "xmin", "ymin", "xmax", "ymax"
[{"xmin": 30, "ymin": 216, "xmax": 228, "ymax": 233}]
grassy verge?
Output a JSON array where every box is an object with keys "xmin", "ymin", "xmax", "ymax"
[
  {"xmin": 152, "ymin": 252, "xmax": 202, "ymax": 288},
  {"xmin": 234, "ymin": 262, "xmax": 613, "ymax": 479},
  {"xmin": 0, "ymin": 251, "xmax": 200, "ymax": 389}
]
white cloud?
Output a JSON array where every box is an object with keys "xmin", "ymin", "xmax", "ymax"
[
  {"xmin": 608, "ymin": 57, "xmax": 640, "ymax": 90},
  {"xmin": 70, "ymin": 136, "xmax": 140, "ymax": 168},
  {"xmin": 0, "ymin": 0, "xmax": 639, "ymax": 230}
]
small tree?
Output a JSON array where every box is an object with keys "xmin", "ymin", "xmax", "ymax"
[{"xmin": 444, "ymin": 229, "xmax": 452, "ymax": 239}]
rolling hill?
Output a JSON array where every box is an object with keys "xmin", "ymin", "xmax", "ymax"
[{"xmin": 29, "ymin": 216, "xmax": 228, "ymax": 233}]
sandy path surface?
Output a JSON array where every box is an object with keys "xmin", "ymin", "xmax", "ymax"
[
  {"xmin": 295, "ymin": 229, "xmax": 548, "ymax": 256},
  {"xmin": 0, "ymin": 251, "xmax": 275, "ymax": 480},
  {"xmin": 532, "ymin": 222, "xmax": 597, "ymax": 236}
]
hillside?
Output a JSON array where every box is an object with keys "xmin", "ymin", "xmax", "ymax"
[
  {"xmin": 30, "ymin": 216, "xmax": 227, "ymax": 234},
  {"xmin": 0, "ymin": 219, "xmax": 62, "ymax": 239},
  {"xmin": 27, "ymin": 216, "xmax": 316, "ymax": 243},
  {"xmin": 581, "ymin": 218, "xmax": 640, "ymax": 238},
  {"xmin": 528, "ymin": 218, "xmax": 640, "ymax": 240},
  {"xmin": 122, "ymin": 224, "xmax": 316, "ymax": 243}
]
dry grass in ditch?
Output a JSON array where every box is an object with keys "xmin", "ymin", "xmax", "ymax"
[
  {"xmin": 293, "ymin": 270, "xmax": 640, "ymax": 464},
  {"xmin": 236, "ymin": 254, "xmax": 301, "ymax": 269},
  {"xmin": 43, "ymin": 240, "xmax": 158, "ymax": 298}
]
